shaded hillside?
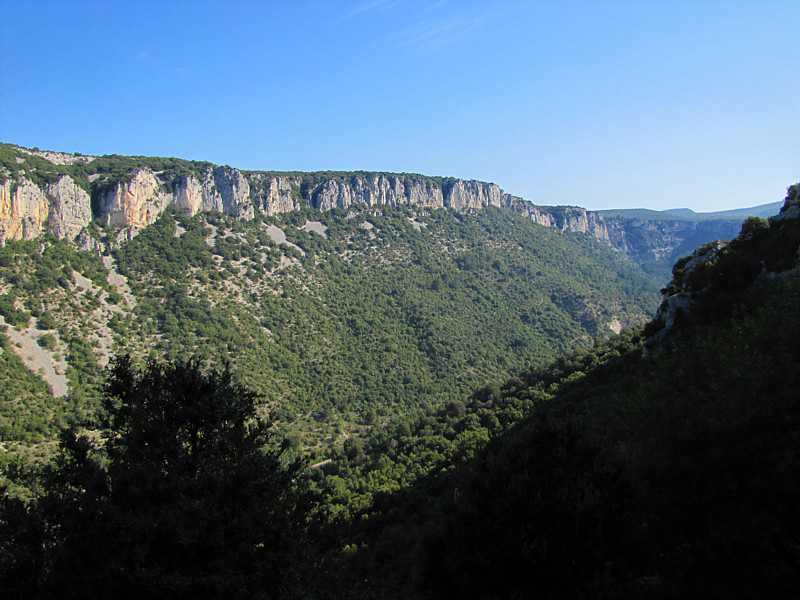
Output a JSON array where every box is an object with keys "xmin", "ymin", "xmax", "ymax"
[{"xmin": 310, "ymin": 184, "xmax": 800, "ymax": 599}]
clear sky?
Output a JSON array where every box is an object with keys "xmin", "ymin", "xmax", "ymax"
[{"xmin": 1, "ymin": 0, "xmax": 797, "ymax": 211}]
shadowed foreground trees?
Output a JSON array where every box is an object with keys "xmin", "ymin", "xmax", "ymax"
[{"xmin": 1, "ymin": 356, "xmax": 309, "ymax": 599}]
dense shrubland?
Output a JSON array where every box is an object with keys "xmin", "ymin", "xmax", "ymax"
[{"xmin": 0, "ymin": 203, "xmax": 659, "ymax": 465}]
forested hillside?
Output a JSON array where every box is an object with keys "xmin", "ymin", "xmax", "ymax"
[{"xmin": 0, "ymin": 203, "xmax": 659, "ymax": 463}]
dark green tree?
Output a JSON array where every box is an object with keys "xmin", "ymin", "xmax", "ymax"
[{"xmin": 8, "ymin": 356, "xmax": 308, "ymax": 599}]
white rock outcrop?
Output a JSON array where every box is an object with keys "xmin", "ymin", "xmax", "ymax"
[
  {"xmin": 97, "ymin": 169, "xmax": 171, "ymax": 228},
  {"xmin": 250, "ymin": 174, "xmax": 297, "ymax": 215},
  {"xmin": 46, "ymin": 176, "xmax": 92, "ymax": 239},
  {"xmin": 0, "ymin": 175, "xmax": 91, "ymax": 242},
  {"xmin": 0, "ymin": 178, "xmax": 51, "ymax": 240}
]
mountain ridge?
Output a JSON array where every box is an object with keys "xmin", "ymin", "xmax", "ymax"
[
  {"xmin": 598, "ymin": 201, "xmax": 782, "ymax": 221},
  {"xmin": 1, "ymin": 143, "xmax": 774, "ymax": 275}
]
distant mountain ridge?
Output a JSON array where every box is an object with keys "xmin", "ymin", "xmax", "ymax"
[
  {"xmin": 598, "ymin": 202, "xmax": 782, "ymax": 221},
  {"xmin": 0, "ymin": 143, "xmax": 787, "ymax": 275}
]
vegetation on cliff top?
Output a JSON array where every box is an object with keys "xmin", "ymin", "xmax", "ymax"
[{"xmin": 0, "ymin": 143, "xmax": 467, "ymax": 202}]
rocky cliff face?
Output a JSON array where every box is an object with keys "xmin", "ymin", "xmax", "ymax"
[
  {"xmin": 307, "ymin": 175, "xmax": 507, "ymax": 212},
  {"xmin": 0, "ymin": 159, "xmax": 522, "ymax": 244},
  {"xmin": 0, "ymin": 175, "xmax": 91, "ymax": 244},
  {"xmin": 45, "ymin": 176, "xmax": 93, "ymax": 239},
  {"xmin": 508, "ymin": 201, "xmax": 627, "ymax": 241},
  {"xmin": 248, "ymin": 173, "xmax": 297, "ymax": 215},
  {"xmin": 97, "ymin": 170, "xmax": 172, "ymax": 229},
  {"xmin": 505, "ymin": 198, "xmax": 743, "ymax": 269},
  {"xmin": 0, "ymin": 145, "xmax": 766, "ymax": 271},
  {"xmin": 773, "ymin": 182, "xmax": 800, "ymax": 221},
  {"xmin": 98, "ymin": 166, "xmax": 256, "ymax": 228},
  {"xmin": 90, "ymin": 169, "xmax": 510, "ymax": 228}
]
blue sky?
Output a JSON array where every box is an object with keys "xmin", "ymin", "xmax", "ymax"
[{"xmin": 1, "ymin": 0, "xmax": 797, "ymax": 211}]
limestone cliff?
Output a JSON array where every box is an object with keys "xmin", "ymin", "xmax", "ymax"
[
  {"xmin": 505, "ymin": 198, "xmax": 743, "ymax": 270},
  {"xmin": 1, "ymin": 150, "xmax": 527, "ymax": 243},
  {"xmin": 45, "ymin": 176, "xmax": 93, "ymax": 239},
  {"xmin": 773, "ymin": 182, "xmax": 800, "ymax": 221},
  {"xmin": 0, "ymin": 175, "xmax": 91, "ymax": 244},
  {"xmin": 0, "ymin": 144, "xmax": 763, "ymax": 272},
  {"xmin": 308, "ymin": 174, "xmax": 506, "ymax": 211},
  {"xmin": 248, "ymin": 173, "xmax": 297, "ymax": 215},
  {"xmin": 96, "ymin": 170, "xmax": 173, "ymax": 229}
]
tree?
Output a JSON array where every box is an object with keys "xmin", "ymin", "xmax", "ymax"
[
  {"xmin": 21, "ymin": 356, "xmax": 308, "ymax": 599},
  {"xmin": 739, "ymin": 215, "xmax": 770, "ymax": 240}
]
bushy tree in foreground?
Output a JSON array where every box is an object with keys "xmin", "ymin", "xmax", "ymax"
[{"xmin": 2, "ymin": 356, "xmax": 308, "ymax": 599}]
